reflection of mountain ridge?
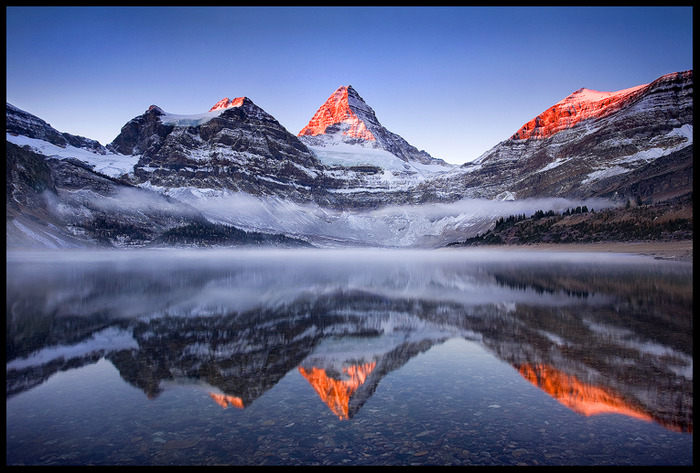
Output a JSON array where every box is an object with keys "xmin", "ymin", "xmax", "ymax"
[
  {"xmin": 300, "ymin": 338, "xmax": 440, "ymax": 420},
  {"xmin": 6, "ymin": 251, "xmax": 692, "ymax": 432},
  {"xmin": 516, "ymin": 363, "xmax": 691, "ymax": 433}
]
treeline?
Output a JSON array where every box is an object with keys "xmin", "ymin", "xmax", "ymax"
[
  {"xmin": 150, "ymin": 221, "xmax": 313, "ymax": 248},
  {"xmin": 493, "ymin": 205, "xmax": 590, "ymax": 230},
  {"xmin": 81, "ymin": 215, "xmax": 154, "ymax": 244},
  {"xmin": 448, "ymin": 201, "xmax": 692, "ymax": 247}
]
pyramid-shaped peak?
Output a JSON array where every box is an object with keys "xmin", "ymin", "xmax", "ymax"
[
  {"xmin": 298, "ymin": 85, "xmax": 378, "ymax": 140},
  {"xmin": 209, "ymin": 97, "xmax": 246, "ymax": 112}
]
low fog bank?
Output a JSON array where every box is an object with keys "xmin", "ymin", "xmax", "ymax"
[
  {"xmin": 173, "ymin": 190, "xmax": 618, "ymax": 248},
  {"xmin": 7, "ymin": 182, "xmax": 618, "ymax": 249}
]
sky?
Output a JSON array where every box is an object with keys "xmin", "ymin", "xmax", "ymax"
[{"xmin": 6, "ymin": 6, "xmax": 693, "ymax": 164}]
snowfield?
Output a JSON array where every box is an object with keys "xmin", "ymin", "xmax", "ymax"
[{"xmin": 7, "ymin": 133, "xmax": 140, "ymax": 178}]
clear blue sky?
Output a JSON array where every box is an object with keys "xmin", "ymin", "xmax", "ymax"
[{"xmin": 6, "ymin": 6, "xmax": 693, "ymax": 164}]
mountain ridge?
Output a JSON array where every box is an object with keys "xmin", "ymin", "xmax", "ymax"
[
  {"xmin": 6, "ymin": 70, "xmax": 693, "ymax": 249},
  {"xmin": 510, "ymin": 71, "xmax": 692, "ymax": 141}
]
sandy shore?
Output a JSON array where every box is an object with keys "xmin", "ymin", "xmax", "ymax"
[{"xmin": 470, "ymin": 240, "xmax": 693, "ymax": 263}]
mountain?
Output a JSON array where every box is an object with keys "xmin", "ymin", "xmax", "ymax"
[
  {"xmin": 6, "ymin": 111, "xmax": 313, "ymax": 249},
  {"xmin": 298, "ymin": 85, "xmax": 448, "ymax": 167},
  {"xmin": 421, "ymin": 70, "xmax": 693, "ymax": 205},
  {"xmin": 108, "ymin": 97, "xmax": 331, "ymax": 205},
  {"xmin": 510, "ymin": 83, "xmax": 651, "ymax": 140},
  {"xmin": 102, "ymin": 90, "xmax": 459, "ymax": 229},
  {"xmin": 5, "ymin": 70, "xmax": 693, "ymax": 248},
  {"xmin": 6, "ymin": 103, "xmax": 142, "ymax": 179},
  {"xmin": 6, "ymin": 140, "xmax": 208, "ymax": 248}
]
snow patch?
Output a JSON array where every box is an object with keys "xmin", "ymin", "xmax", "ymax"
[
  {"xmin": 158, "ymin": 108, "xmax": 229, "ymax": 127},
  {"xmin": 7, "ymin": 133, "xmax": 139, "ymax": 178},
  {"xmin": 582, "ymin": 124, "xmax": 693, "ymax": 184}
]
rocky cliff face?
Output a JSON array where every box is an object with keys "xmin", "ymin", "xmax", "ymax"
[{"xmin": 299, "ymin": 85, "xmax": 378, "ymax": 142}]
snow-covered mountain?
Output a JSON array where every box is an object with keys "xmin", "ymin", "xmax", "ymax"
[
  {"xmin": 6, "ymin": 102, "xmax": 107, "ymax": 155},
  {"xmin": 104, "ymin": 89, "xmax": 455, "ymax": 211},
  {"xmin": 293, "ymin": 84, "xmax": 454, "ymax": 207},
  {"xmin": 5, "ymin": 70, "xmax": 693, "ymax": 248}
]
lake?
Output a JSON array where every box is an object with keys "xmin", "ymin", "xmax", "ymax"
[{"xmin": 6, "ymin": 248, "xmax": 693, "ymax": 465}]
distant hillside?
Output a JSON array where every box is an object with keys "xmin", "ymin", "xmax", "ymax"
[
  {"xmin": 149, "ymin": 221, "xmax": 314, "ymax": 248},
  {"xmin": 447, "ymin": 197, "xmax": 692, "ymax": 247}
]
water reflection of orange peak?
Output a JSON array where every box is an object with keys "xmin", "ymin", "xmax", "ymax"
[
  {"xmin": 209, "ymin": 393, "xmax": 245, "ymax": 410},
  {"xmin": 299, "ymin": 362, "xmax": 377, "ymax": 420},
  {"xmin": 518, "ymin": 363, "xmax": 653, "ymax": 422}
]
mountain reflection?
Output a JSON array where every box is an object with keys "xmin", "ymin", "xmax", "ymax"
[
  {"xmin": 6, "ymin": 249, "xmax": 693, "ymax": 432},
  {"xmin": 518, "ymin": 363, "xmax": 655, "ymax": 423},
  {"xmin": 299, "ymin": 362, "xmax": 377, "ymax": 420}
]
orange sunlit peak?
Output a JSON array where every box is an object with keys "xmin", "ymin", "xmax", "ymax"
[
  {"xmin": 209, "ymin": 97, "xmax": 246, "ymax": 112},
  {"xmin": 298, "ymin": 362, "xmax": 377, "ymax": 420},
  {"xmin": 298, "ymin": 86, "xmax": 376, "ymax": 141}
]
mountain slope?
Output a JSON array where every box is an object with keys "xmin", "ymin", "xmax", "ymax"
[
  {"xmin": 510, "ymin": 83, "xmax": 651, "ymax": 140},
  {"xmin": 6, "ymin": 103, "xmax": 141, "ymax": 178},
  {"xmin": 6, "ymin": 141, "xmax": 206, "ymax": 248},
  {"xmin": 6, "ymin": 141, "xmax": 312, "ymax": 249},
  {"xmin": 421, "ymin": 70, "xmax": 693, "ymax": 205},
  {"xmin": 6, "ymin": 102, "xmax": 107, "ymax": 155}
]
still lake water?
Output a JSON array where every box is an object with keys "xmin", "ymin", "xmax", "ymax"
[{"xmin": 6, "ymin": 248, "xmax": 693, "ymax": 466}]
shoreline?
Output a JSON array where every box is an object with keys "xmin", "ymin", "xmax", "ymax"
[{"xmin": 463, "ymin": 240, "xmax": 693, "ymax": 263}]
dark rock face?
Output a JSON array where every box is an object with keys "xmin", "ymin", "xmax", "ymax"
[
  {"xmin": 6, "ymin": 102, "xmax": 107, "ymax": 154},
  {"xmin": 110, "ymin": 99, "xmax": 334, "ymax": 203},
  {"xmin": 107, "ymin": 105, "xmax": 174, "ymax": 156},
  {"xmin": 6, "ymin": 141, "xmax": 57, "ymax": 215}
]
